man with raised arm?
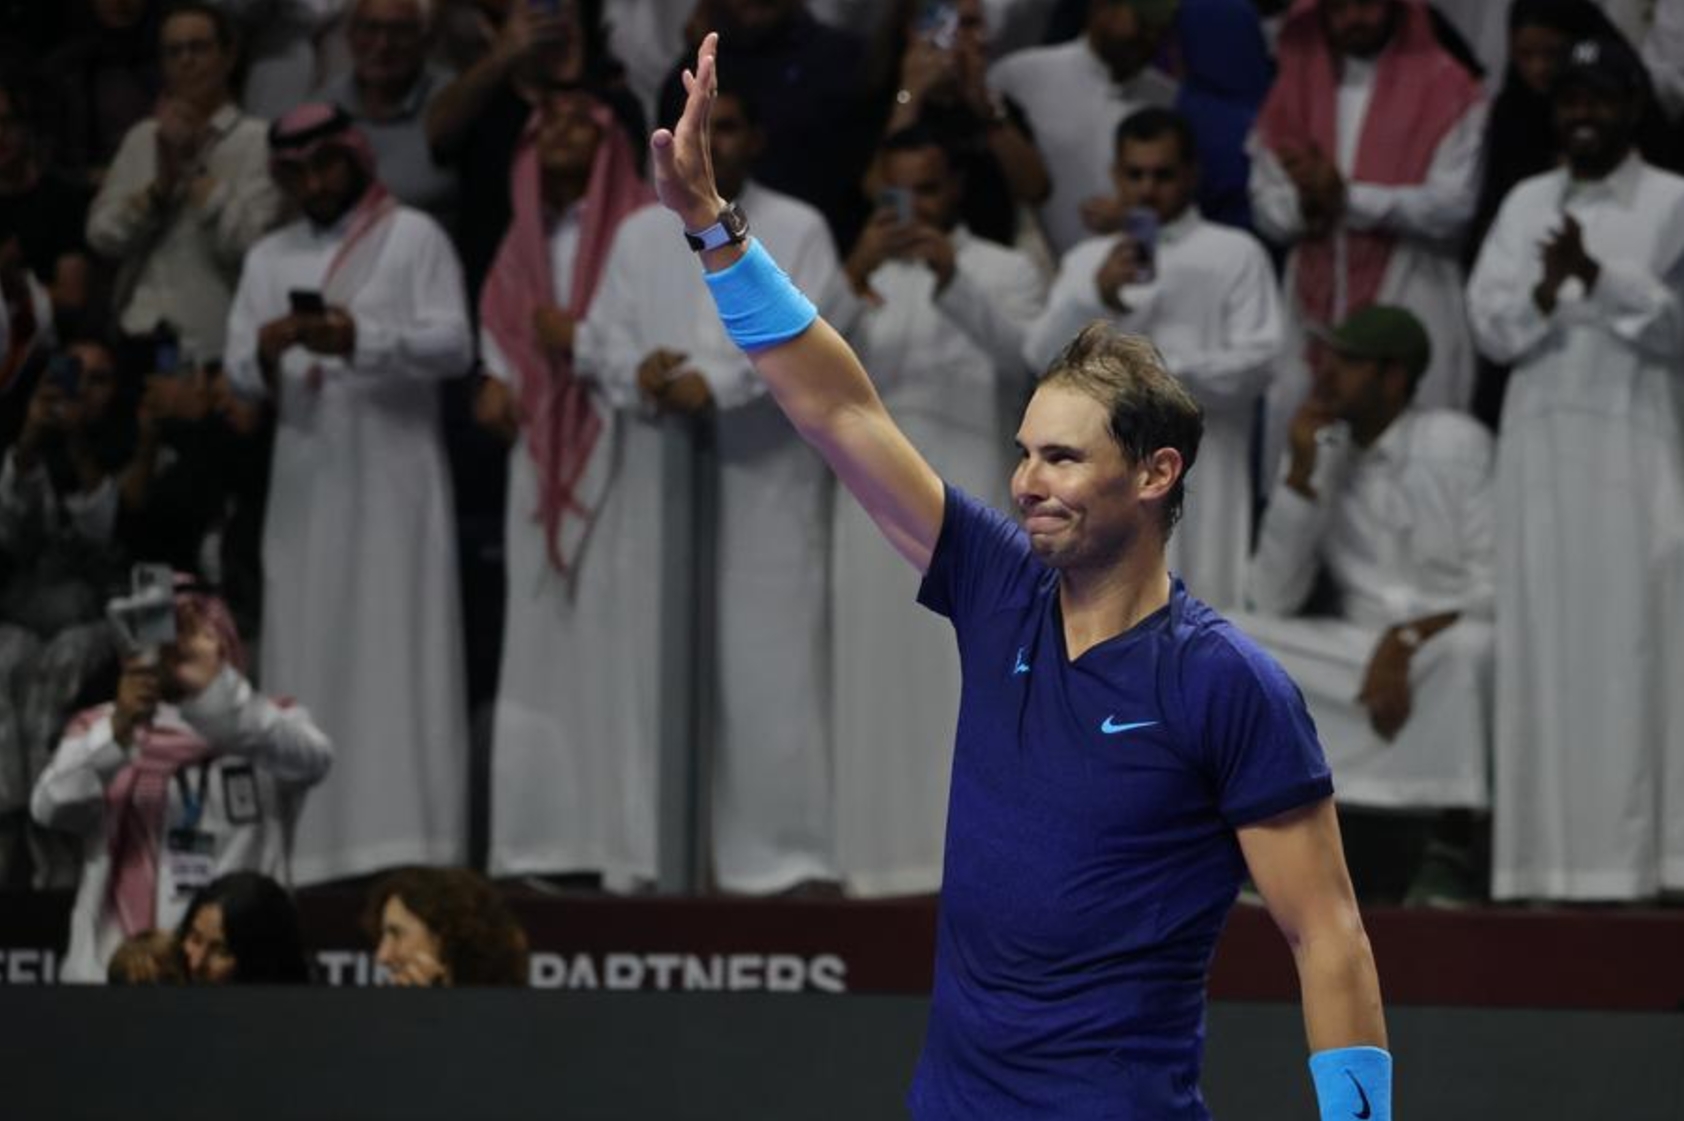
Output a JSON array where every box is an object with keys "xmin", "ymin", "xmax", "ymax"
[{"xmin": 652, "ymin": 34, "xmax": 1390, "ymax": 1121}]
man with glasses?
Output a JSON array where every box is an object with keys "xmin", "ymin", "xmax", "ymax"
[
  {"xmin": 318, "ymin": 0, "xmax": 458, "ymax": 228},
  {"xmin": 87, "ymin": 1, "xmax": 281, "ymax": 364}
]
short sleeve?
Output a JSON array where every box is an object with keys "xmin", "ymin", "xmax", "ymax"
[
  {"xmin": 1187, "ymin": 630, "xmax": 1334, "ymax": 828},
  {"xmin": 917, "ymin": 483, "xmax": 1039, "ymax": 633}
]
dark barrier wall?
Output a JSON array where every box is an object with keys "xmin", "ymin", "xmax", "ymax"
[{"xmin": 6, "ymin": 989, "xmax": 1682, "ymax": 1120}]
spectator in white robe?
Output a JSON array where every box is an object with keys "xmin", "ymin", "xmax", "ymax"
[
  {"xmin": 1231, "ymin": 306, "xmax": 1493, "ymax": 904},
  {"xmin": 219, "ymin": 0, "xmax": 349, "ymax": 120},
  {"xmin": 474, "ymin": 85, "xmax": 656, "ymax": 890},
  {"xmin": 1645, "ymin": 0, "xmax": 1684, "ymax": 120},
  {"xmin": 1026, "ymin": 107, "xmax": 1280, "ymax": 610},
  {"xmin": 87, "ymin": 2, "xmax": 282, "ymax": 361},
  {"xmin": 595, "ymin": 84, "xmax": 858, "ymax": 893},
  {"xmin": 32, "ymin": 589, "xmax": 330, "ymax": 982},
  {"xmin": 831, "ymin": 125, "xmax": 1044, "ymax": 896},
  {"xmin": 1468, "ymin": 35, "xmax": 1684, "ymax": 902},
  {"xmin": 317, "ymin": 0, "xmax": 458, "ymax": 228},
  {"xmin": 986, "ymin": 0, "xmax": 1178, "ymax": 257},
  {"xmin": 225, "ymin": 102, "xmax": 472, "ymax": 883},
  {"xmin": 1249, "ymin": 0, "xmax": 1486, "ymax": 482}
]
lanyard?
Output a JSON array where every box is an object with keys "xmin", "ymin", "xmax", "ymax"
[{"xmin": 173, "ymin": 763, "xmax": 212, "ymax": 832}]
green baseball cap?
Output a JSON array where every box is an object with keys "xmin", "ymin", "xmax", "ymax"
[{"xmin": 1313, "ymin": 305, "xmax": 1431, "ymax": 377}]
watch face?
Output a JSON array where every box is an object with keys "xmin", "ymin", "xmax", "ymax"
[{"xmin": 721, "ymin": 204, "xmax": 749, "ymax": 241}]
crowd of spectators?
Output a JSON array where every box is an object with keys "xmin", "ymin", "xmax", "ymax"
[{"xmin": 2, "ymin": 0, "xmax": 1683, "ymax": 982}]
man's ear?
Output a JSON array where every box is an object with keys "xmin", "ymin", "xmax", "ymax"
[{"xmin": 1137, "ymin": 446, "xmax": 1185, "ymax": 502}]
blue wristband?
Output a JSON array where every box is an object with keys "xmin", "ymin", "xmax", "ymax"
[
  {"xmin": 702, "ymin": 238, "xmax": 818, "ymax": 352},
  {"xmin": 1309, "ymin": 1046, "xmax": 1391, "ymax": 1121}
]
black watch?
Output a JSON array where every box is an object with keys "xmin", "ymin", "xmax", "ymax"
[{"xmin": 684, "ymin": 202, "xmax": 750, "ymax": 252}]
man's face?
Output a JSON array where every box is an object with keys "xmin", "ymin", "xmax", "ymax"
[
  {"xmin": 1320, "ymin": 0, "xmax": 1396, "ymax": 60},
  {"xmin": 720, "ymin": 0, "xmax": 801, "ymax": 41},
  {"xmin": 160, "ymin": 12, "xmax": 234, "ymax": 104},
  {"xmin": 1113, "ymin": 134, "xmax": 1196, "ymax": 223},
  {"xmin": 1011, "ymin": 384, "xmax": 1149, "ymax": 571},
  {"xmin": 709, "ymin": 94, "xmax": 764, "ymax": 200},
  {"xmin": 882, "ymin": 145, "xmax": 962, "ymax": 231},
  {"xmin": 94, "ymin": 0, "xmax": 148, "ymax": 31},
  {"xmin": 276, "ymin": 148, "xmax": 368, "ymax": 227},
  {"xmin": 1510, "ymin": 23, "xmax": 1572, "ymax": 97},
  {"xmin": 1309, "ymin": 348, "xmax": 1391, "ymax": 423},
  {"xmin": 183, "ymin": 903, "xmax": 237, "ymax": 984},
  {"xmin": 348, "ymin": 0, "xmax": 428, "ymax": 91},
  {"xmin": 1087, "ymin": 2, "xmax": 1161, "ymax": 80},
  {"xmin": 533, "ymin": 88, "xmax": 603, "ymax": 179},
  {"xmin": 1554, "ymin": 81, "xmax": 1637, "ymax": 176}
]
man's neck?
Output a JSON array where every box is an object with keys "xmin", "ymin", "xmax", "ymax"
[
  {"xmin": 1568, "ymin": 145, "xmax": 1632, "ymax": 183},
  {"xmin": 1086, "ymin": 38, "xmax": 1145, "ymax": 87},
  {"xmin": 1350, "ymin": 405, "xmax": 1403, "ymax": 449},
  {"xmin": 1057, "ymin": 547, "xmax": 1172, "ymax": 661},
  {"xmin": 543, "ymin": 171, "xmax": 589, "ymax": 214},
  {"xmin": 178, "ymin": 92, "xmax": 232, "ymax": 120}
]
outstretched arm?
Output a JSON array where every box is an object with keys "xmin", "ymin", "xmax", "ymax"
[{"xmin": 650, "ymin": 34, "xmax": 945, "ymax": 573}]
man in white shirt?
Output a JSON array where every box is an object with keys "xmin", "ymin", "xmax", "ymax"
[
  {"xmin": 87, "ymin": 2, "xmax": 281, "ymax": 361},
  {"xmin": 225, "ymin": 103, "xmax": 472, "ymax": 883},
  {"xmin": 1027, "ymin": 107, "xmax": 1280, "ymax": 610},
  {"xmin": 593, "ymin": 85, "xmax": 857, "ymax": 894},
  {"xmin": 1468, "ymin": 35, "xmax": 1684, "ymax": 902},
  {"xmin": 1231, "ymin": 306, "xmax": 1493, "ymax": 902},
  {"xmin": 32, "ymin": 589, "xmax": 331, "ymax": 982},
  {"xmin": 1249, "ymin": 0, "xmax": 1486, "ymax": 481},
  {"xmin": 987, "ymin": 0, "xmax": 1178, "ymax": 256},
  {"xmin": 831, "ymin": 125, "xmax": 1045, "ymax": 895}
]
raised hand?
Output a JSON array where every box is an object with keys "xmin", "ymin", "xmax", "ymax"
[{"xmin": 650, "ymin": 32, "xmax": 728, "ymax": 232}]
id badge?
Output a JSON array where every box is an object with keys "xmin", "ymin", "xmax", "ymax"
[
  {"xmin": 222, "ymin": 764, "xmax": 261, "ymax": 825},
  {"xmin": 166, "ymin": 828, "xmax": 217, "ymax": 898}
]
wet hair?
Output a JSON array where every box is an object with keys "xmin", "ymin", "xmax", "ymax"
[
  {"xmin": 178, "ymin": 872, "xmax": 313, "ymax": 984},
  {"xmin": 363, "ymin": 867, "xmax": 529, "ymax": 987},
  {"xmin": 1114, "ymin": 106, "xmax": 1197, "ymax": 167},
  {"xmin": 1040, "ymin": 322, "xmax": 1203, "ymax": 535}
]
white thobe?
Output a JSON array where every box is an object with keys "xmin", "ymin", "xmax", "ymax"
[
  {"xmin": 226, "ymin": 206, "xmax": 472, "ymax": 883},
  {"xmin": 1024, "ymin": 211, "xmax": 1281, "ymax": 610},
  {"xmin": 574, "ymin": 182, "xmax": 857, "ymax": 893},
  {"xmin": 30, "ymin": 668, "xmax": 331, "ymax": 982},
  {"xmin": 1250, "ymin": 57, "xmax": 1487, "ymax": 482},
  {"xmin": 1646, "ymin": 0, "xmax": 1684, "ymax": 121},
  {"xmin": 1232, "ymin": 410, "xmax": 1495, "ymax": 809},
  {"xmin": 484, "ymin": 204, "xmax": 665, "ymax": 890},
  {"xmin": 835, "ymin": 228, "xmax": 1044, "ymax": 897},
  {"xmin": 988, "ymin": 38, "xmax": 1177, "ymax": 257},
  {"xmin": 1468, "ymin": 155, "xmax": 1684, "ymax": 900}
]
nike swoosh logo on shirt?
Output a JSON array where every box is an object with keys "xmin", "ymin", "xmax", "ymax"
[
  {"xmin": 1345, "ymin": 1071, "xmax": 1372, "ymax": 1119},
  {"xmin": 1099, "ymin": 717, "xmax": 1158, "ymax": 735}
]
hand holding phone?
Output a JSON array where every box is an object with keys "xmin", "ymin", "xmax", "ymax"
[
  {"xmin": 289, "ymin": 289, "xmax": 327, "ymax": 317},
  {"xmin": 878, "ymin": 187, "xmax": 914, "ymax": 226}
]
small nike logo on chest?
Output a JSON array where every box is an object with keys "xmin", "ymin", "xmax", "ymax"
[{"xmin": 1099, "ymin": 717, "xmax": 1158, "ymax": 735}]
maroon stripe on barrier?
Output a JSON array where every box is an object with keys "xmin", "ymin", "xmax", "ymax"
[{"xmin": 4, "ymin": 891, "xmax": 1681, "ymax": 1009}]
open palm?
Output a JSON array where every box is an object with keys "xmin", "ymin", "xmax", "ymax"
[{"xmin": 650, "ymin": 32, "xmax": 727, "ymax": 231}]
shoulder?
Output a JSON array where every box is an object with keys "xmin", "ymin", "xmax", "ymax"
[
  {"xmin": 990, "ymin": 41, "xmax": 1072, "ymax": 83},
  {"xmin": 1493, "ymin": 170, "xmax": 1563, "ymax": 224},
  {"xmin": 247, "ymin": 221, "xmax": 304, "ymax": 261},
  {"xmin": 1186, "ymin": 218, "xmax": 1269, "ymax": 260},
  {"xmin": 1134, "ymin": 66, "xmax": 1179, "ymax": 104},
  {"xmin": 1057, "ymin": 235, "xmax": 1115, "ymax": 274},
  {"xmin": 388, "ymin": 205, "xmax": 454, "ymax": 249},
  {"xmin": 1175, "ymin": 603, "xmax": 1297, "ymax": 694},
  {"xmin": 1636, "ymin": 163, "xmax": 1684, "ymax": 207},
  {"xmin": 1401, "ymin": 410, "xmax": 1495, "ymax": 471},
  {"xmin": 958, "ymin": 232, "xmax": 1035, "ymax": 273}
]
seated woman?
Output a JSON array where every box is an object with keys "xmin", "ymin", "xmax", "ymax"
[
  {"xmin": 177, "ymin": 870, "xmax": 313, "ymax": 985},
  {"xmin": 364, "ymin": 867, "xmax": 528, "ymax": 987}
]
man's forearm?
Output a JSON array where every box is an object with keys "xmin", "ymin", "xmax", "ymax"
[{"xmin": 1294, "ymin": 924, "xmax": 1388, "ymax": 1052}]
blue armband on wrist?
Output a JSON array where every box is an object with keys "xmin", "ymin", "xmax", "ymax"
[
  {"xmin": 1310, "ymin": 1046, "xmax": 1391, "ymax": 1121},
  {"xmin": 702, "ymin": 238, "xmax": 818, "ymax": 352}
]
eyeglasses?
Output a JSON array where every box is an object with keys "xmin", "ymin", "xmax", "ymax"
[{"xmin": 161, "ymin": 37, "xmax": 220, "ymax": 61}]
